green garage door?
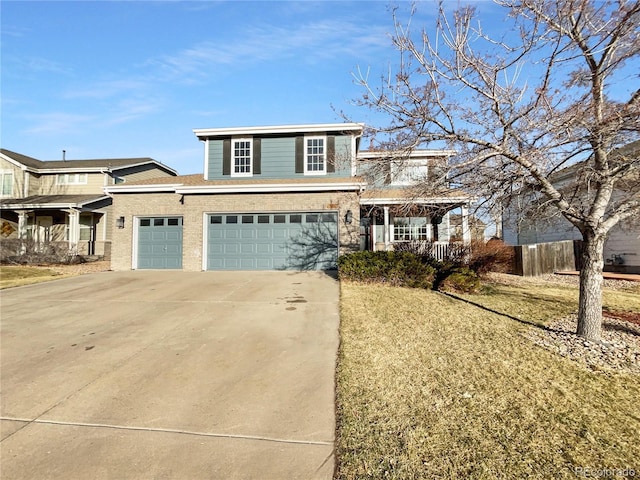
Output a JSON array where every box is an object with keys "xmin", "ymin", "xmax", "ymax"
[
  {"xmin": 137, "ymin": 217, "xmax": 183, "ymax": 269},
  {"xmin": 207, "ymin": 212, "xmax": 338, "ymax": 270}
]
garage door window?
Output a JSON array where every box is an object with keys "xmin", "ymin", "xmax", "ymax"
[{"xmin": 210, "ymin": 216, "xmax": 223, "ymax": 224}]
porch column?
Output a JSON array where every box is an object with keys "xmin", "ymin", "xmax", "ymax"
[
  {"xmin": 67, "ymin": 210, "xmax": 80, "ymax": 250},
  {"xmin": 17, "ymin": 211, "xmax": 28, "ymax": 239},
  {"xmin": 461, "ymin": 204, "xmax": 471, "ymax": 246},
  {"xmin": 383, "ymin": 206, "xmax": 390, "ymax": 251}
]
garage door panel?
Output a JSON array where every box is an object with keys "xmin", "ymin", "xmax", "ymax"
[
  {"xmin": 256, "ymin": 243, "xmax": 271, "ymax": 254},
  {"xmin": 137, "ymin": 217, "xmax": 183, "ymax": 270},
  {"xmin": 207, "ymin": 212, "xmax": 337, "ymax": 271},
  {"xmin": 240, "ymin": 244, "xmax": 255, "ymax": 254},
  {"xmin": 224, "ymin": 244, "xmax": 239, "ymax": 254}
]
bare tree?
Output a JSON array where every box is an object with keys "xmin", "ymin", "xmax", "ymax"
[{"xmin": 350, "ymin": 0, "xmax": 640, "ymax": 341}]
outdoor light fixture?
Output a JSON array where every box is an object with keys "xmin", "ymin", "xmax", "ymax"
[
  {"xmin": 116, "ymin": 216, "xmax": 125, "ymax": 229},
  {"xmin": 345, "ymin": 210, "xmax": 353, "ymax": 224}
]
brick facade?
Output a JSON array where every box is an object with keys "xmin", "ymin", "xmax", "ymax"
[{"xmin": 110, "ymin": 191, "xmax": 361, "ymax": 271}]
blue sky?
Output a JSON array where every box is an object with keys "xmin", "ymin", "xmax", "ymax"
[{"xmin": 1, "ymin": 0, "xmax": 503, "ymax": 174}]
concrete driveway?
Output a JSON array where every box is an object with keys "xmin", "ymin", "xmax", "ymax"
[{"xmin": 0, "ymin": 270, "xmax": 340, "ymax": 479}]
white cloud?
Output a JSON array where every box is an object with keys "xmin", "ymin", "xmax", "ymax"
[{"xmin": 148, "ymin": 19, "xmax": 390, "ymax": 81}]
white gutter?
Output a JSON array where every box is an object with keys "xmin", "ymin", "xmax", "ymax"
[
  {"xmin": 105, "ymin": 181, "xmax": 366, "ymax": 195},
  {"xmin": 360, "ymin": 196, "xmax": 472, "ymax": 205},
  {"xmin": 193, "ymin": 123, "xmax": 365, "ymax": 138},
  {"xmin": 175, "ymin": 182, "xmax": 366, "ymax": 194}
]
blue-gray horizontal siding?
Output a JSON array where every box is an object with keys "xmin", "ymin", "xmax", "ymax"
[
  {"xmin": 207, "ymin": 140, "xmax": 224, "ymax": 180},
  {"xmin": 206, "ymin": 135, "xmax": 353, "ymax": 180}
]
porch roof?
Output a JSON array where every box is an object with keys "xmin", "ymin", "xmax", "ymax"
[
  {"xmin": 0, "ymin": 194, "xmax": 110, "ymax": 210},
  {"xmin": 360, "ymin": 187, "xmax": 472, "ymax": 205}
]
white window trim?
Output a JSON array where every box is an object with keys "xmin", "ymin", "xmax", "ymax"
[
  {"xmin": 231, "ymin": 137, "xmax": 253, "ymax": 177},
  {"xmin": 304, "ymin": 135, "xmax": 327, "ymax": 175},
  {"xmin": 56, "ymin": 173, "xmax": 88, "ymax": 185},
  {"xmin": 0, "ymin": 170, "xmax": 14, "ymax": 197}
]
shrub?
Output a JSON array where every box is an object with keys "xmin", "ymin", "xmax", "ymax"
[
  {"xmin": 438, "ymin": 267, "xmax": 481, "ymax": 293},
  {"xmin": 0, "ymin": 238, "xmax": 83, "ymax": 265},
  {"xmin": 338, "ymin": 251, "xmax": 436, "ymax": 289},
  {"xmin": 468, "ymin": 239, "xmax": 515, "ymax": 275}
]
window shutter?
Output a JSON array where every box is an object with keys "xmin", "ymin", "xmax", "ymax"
[
  {"xmin": 253, "ymin": 138, "xmax": 261, "ymax": 175},
  {"xmin": 222, "ymin": 139, "xmax": 231, "ymax": 176},
  {"xmin": 327, "ymin": 135, "xmax": 336, "ymax": 173},
  {"xmin": 295, "ymin": 136, "xmax": 304, "ymax": 173}
]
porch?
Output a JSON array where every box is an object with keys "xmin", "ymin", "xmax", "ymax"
[
  {"xmin": 0, "ymin": 195, "xmax": 112, "ymax": 259},
  {"xmin": 359, "ymin": 190, "xmax": 473, "ymax": 261}
]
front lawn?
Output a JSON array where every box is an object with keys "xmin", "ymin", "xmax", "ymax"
[
  {"xmin": 336, "ymin": 282, "xmax": 640, "ymax": 479},
  {"xmin": 0, "ymin": 266, "xmax": 67, "ymax": 289}
]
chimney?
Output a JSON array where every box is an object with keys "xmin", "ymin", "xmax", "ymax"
[{"xmin": 62, "ymin": 150, "xmax": 66, "ymax": 161}]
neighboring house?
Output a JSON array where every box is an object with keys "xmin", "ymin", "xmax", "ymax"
[
  {"xmin": 0, "ymin": 149, "xmax": 177, "ymax": 259},
  {"xmin": 105, "ymin": 123, "xmax": 474, "ymax": 271},
  {"xmin": 502, "ymin": 141, "xmax": 640, "ymax": 274}
]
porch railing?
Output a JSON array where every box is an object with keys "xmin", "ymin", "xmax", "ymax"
[{"xmin": 393, "ymin": 240, "xmax": 468, "ymax": 262}]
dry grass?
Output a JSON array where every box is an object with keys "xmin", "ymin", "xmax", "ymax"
[
  {"xmin": 336, "ymin": 283, "xmax": 640, "ymax": 479},
  {"xmin": 0, "ymin": 261, "xmax": 110, "ymax": 289},
  {"xmin": 0, "ymin": 266, "xmax": 70, "ymax": 289},
  {"xmin": 455, "ymin": 281, "xmax": 640, "ymax": 326}
]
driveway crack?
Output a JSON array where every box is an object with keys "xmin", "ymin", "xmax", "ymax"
[{"xmin": 0, "ymin": 417, "xmax": 333, "ymax": 446}]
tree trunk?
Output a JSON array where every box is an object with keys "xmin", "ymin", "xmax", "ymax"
[{"xmin": 577, "ymin": 233, "xmax": 606, "ymax": 341}]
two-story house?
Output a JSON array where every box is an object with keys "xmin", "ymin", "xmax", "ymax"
[
  {"xmin": 0, "ymin": 149, "xmax": 177, "ymax": 259},
  {"xmin": 105, "ymin": 123, "xmax": 474, "ymax": 271}
]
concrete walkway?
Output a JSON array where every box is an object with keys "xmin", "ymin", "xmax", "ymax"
[{"xmin": 1, "ymin": 271, "xmax": 340, "ymax": 479}]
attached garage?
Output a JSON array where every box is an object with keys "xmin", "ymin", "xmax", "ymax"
[
  {"xmin": 206, "ymin": 212, "xmax": 338, "ymax": 270},
  {"xmin": 136, "ymin": 217, "xmax": 183, "ymax": 269}
]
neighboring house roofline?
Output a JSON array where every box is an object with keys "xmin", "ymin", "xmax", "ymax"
[
  {"xmin": 0, "ymin": 149, "xmax": 177, "ymax": 176},
  {"xmin": 193, "ymin": 122, "xmax": 365, "ymax": 139},
  {"xmin": 0, "ymin": 149, "xmax": 43, "ymax": 171},
  {"xmin": 0, "ymin": 194, "xmax": 110, "ymax": 209}
]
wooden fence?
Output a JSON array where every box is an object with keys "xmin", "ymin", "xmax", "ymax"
[{"xmin": 512, "ymin": 240, "xmax": 581, "ymax": 276}]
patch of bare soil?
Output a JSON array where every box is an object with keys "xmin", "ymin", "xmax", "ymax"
[{"xmin": 604, "ymin": 309, "xmax": 640, "ymax": 327}]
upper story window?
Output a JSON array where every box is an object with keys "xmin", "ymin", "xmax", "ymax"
[
  {"xmin": 390, "ymin": 160, "xmax": 429, "ymax": 185},
  {"xmin": 57, "ymin": 173, "xmax": 88, "ymax": 185},
  {"xmin": 0, "ymin": 171, "xmax": 14, "ymax": 197},
  {"xmin": 232, "ymin": 138, "xmax": 252, "ymax": 176},
  {"xmin": 305, "ymin": 136, "xmax": 326, "ymax": 174}
]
